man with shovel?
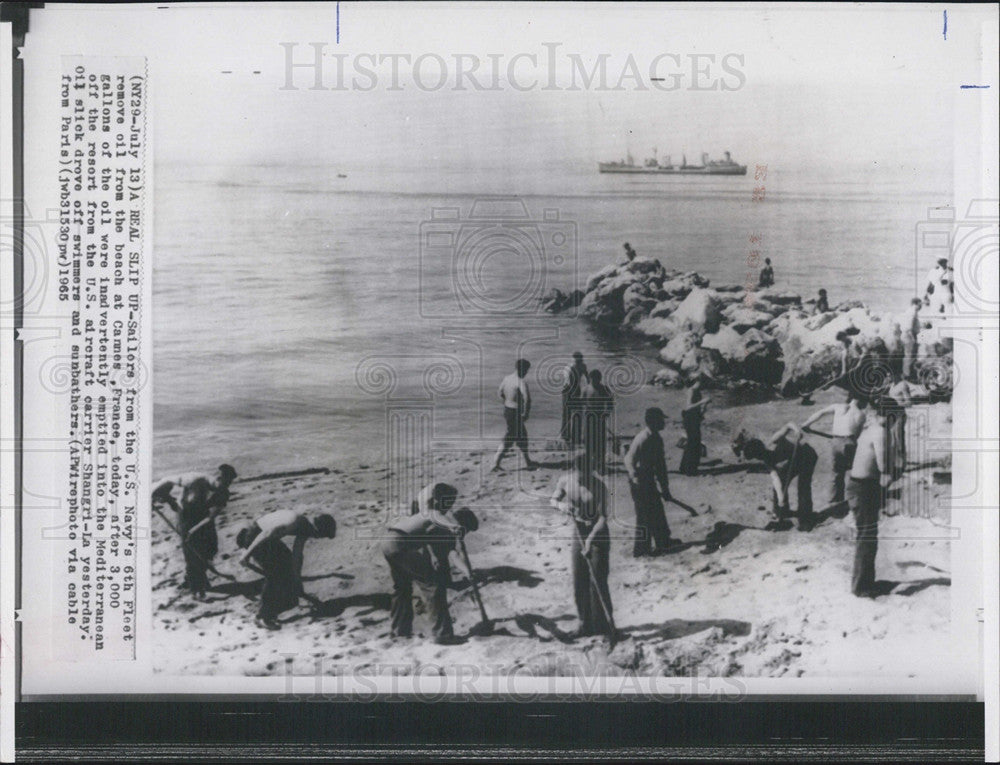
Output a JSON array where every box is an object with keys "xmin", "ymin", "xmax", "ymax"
[
  {"xmin": 380, "ymin": 505, "xmax": 479, "ymax": 644},
  {"xmin": 151, "ymin": 464, "xmax": 237, "ymax": 599},
  {"xmin": 550, "ymin": 454, "xmax": 614, "ymax": 640}
]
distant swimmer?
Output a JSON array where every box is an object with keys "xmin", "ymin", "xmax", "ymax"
[
  {"xmin": 623, "ymin": 242, "xmax": 637, "ymax": 262},
  {"xmin": 237, "ymin": 509, "xmax": 337, "ymax": 623},
  {"xmin": 491, "ymin": 358, "xmax": 536, "ymax": 472},
  {"xmin": 380, "ymin": 506, "xmax": 479, "ymax": 644},
  {"xmin": 236, "ymin": 511, "xmax": 336, "ymax": 630},
  {"xmin": 151, "ymin": 464, "xmax": 238, "ymax": 599},
  {"xmin": 847, "ymin": 402, "xmax": 887, "ymax": 597},
  {"xmin": 733, "ymin": 423, "xmax": 817, "ymax": 532},
  {"xmin": 802, "ymin": 391, "xmax": 868, "ymax": 508},
  {"xmin": 757, "ymin": 257, "xmax": 775, "ymax": 288}
]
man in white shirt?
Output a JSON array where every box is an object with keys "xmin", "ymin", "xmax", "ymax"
[{"xmin": 491, "ymin": 358, "xmax": 536, "ymax": 471}]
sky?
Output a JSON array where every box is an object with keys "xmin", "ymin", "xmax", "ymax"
[{"xmin": 26, "ymin": 3, "xmax": 998, "ymax": 172}]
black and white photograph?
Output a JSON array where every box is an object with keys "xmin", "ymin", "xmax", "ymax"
[{"xmin": 6, "ymin": 1, "xmax": 997, "ymax": 736}]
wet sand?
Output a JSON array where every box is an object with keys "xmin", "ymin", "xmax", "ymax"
[{"xmin": 152, "ymin": 389, "xmax": 952, "ymax": 678}]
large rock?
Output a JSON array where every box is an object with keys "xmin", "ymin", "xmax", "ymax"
[
  {"xmin": 622, "ymin": 282, "xmax": 655, "ymax": 316},
  {"xmin": 634, "ymin": 315, "xmax": 680, "ymax": 344},
  {"xmin": 650, "ymin": 367, "xmax": 683, "ymax": 388},
  {"xmin": 660, "ymin": 271, "xmax": 710, "ymax": 299},
  {"xmin": 659, "ymin": 331, "xmax": 700, "ymax": 370},
  {"xmin": 701, "ymin": 326, "xmax": 783, "ymax": 384},
  {"xmin": 671, "ymin": 288, "xmax": 721, "ymax": 336},
  {"xmin": 721, "ymin": 304, "xmax": 773, "ymax": 332}
]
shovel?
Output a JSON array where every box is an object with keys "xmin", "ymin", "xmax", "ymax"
[
  {"xmin": 458, "ymin": 537, "xmax": 494, "ymax": 637},
  {"xmin": 152, "ymin": 503, "xmax": 235, "ymax": 581},
  {"xmin": 568, "ymin": 520, "xmax": 618, "ymax": 648}
]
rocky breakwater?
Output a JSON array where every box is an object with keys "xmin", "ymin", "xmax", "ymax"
[{"xmin": 542, "ymin": 255, "xmax": 953, "ymax": 397}]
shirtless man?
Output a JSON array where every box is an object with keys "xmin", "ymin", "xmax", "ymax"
[
  {"xmin": 847, "ymin": 405, "xmax": 887, "ymax": 597},
  {"xmin": 151, "ymin": 464, "xmax": 237, "ymax": 599},
  {"xmin": 380, "ymin": 506, "xmax": 478, "ymax": 644},
  {"xmin": 803, "ymin": 392, "xmax": 868, "ymax": 508},
  {"xmin": 491, "ymin": 358, "xmax": 536, "ymax": 471},
  {"xmin": 238, "ymin": 510, "xmax": 337, "ymax": 595}
]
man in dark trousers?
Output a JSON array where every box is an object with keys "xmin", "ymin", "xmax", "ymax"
[
  {"xmin": 847, "ymin": 403, "xmax": 887, "ymax": 597},
  {"xmin": 550, "ymin": 454, "xmax": 613, "ymax": 639},
  {"xmin": 236, "ymin": 514, "xmax": 332, "ymax": 631},
  {"xmin": 380, "ymin": 506, "xmax": 479, "ymax": 644},
  {"xmin": 623, "ymin": 407, "xmax": 677, "ymax": 556},
  {"xmin": 151, "ymin": 464, "xmax": 238, "ymax": 599},
  {"xmin": 491, "ymin": 358, "xmax": 536, "ymax": 471},
  {"xmin": 679, "ymin": 380, "xmax": 710, "ymax": 476},
  {"xmin": 561, "ymin": 351, "xmax": 589, "ymax": 445}
]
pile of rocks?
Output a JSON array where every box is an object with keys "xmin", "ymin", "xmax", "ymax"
[{"xmin": 542, "ymin": 255, "xmax": 952, "ymax": 396}]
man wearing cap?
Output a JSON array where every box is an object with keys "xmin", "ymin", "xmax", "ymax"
[
  {"xmin": 237, "ymin": 509, "xmax": 338, "ymax": 596},
  {"xmin": 491, "ymin": 358, "xmax": 536, "ymax": 471},
  {"xmin": 561, "ymin": 351, "xmax": 589, "ymax": 446},
  {"xmin": 380, "ymin": 506, "xmax": 479, "ymax": 643},
  {"xmin": 623, "ymin": 407, "xmax": 676, "ymax": 556},
  {"xmin": 151, "ymin": 464, "xmax": 238, "ymax": 599}
]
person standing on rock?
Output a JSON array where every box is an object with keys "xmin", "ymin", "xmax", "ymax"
[
  {"xmin": 624, "ymin": 407, "xmax": 678, "ymax": 556},
  {"xmin": 679, "ymin": 380, "xmax": 710, "ymax": 476},
  {"xmin": 847, "ymin": 403, "xmax": 887, "ymax": 597},
  {"xmin": 582, "ymin": 369, "xmax": 614, "ymax": 472},
  {"xmin": 757, "ymin": 258, "xmax": 775, "ymax": 288},
  {"xmin": 802, "ymin": 391, "xmax": 868, "ymax": 509},
  {"xmin": 734, "ymin": 423, "xmax": 818, "ymax": 531},
  {"xmin": 492, "ymin": 358, "xmax": 537, "ymax": 472},
  {"xmin": 151, "ymin": 464, "xmax": 238, "ymax": 600},
  {"xmin": 380, "ymin": 506, "xmax": 479, "ymax": 644},
  {"xmin": 623, "ymin": 242, "xmax": 637, "ymax": 262},
  {"xmin": 550, "ymin": 454, "xmax": 613, "ymax": 639},
  {"xmin": 236, "ymin": 515, "xmax": 328, "ymax": 630},
  {"xmin": 815, "ymin": 288, "xmax": 830, "ymax": 314},
  {"xmin": 561, "ymin": 351, "xmax": 589, "ymax": 446}
]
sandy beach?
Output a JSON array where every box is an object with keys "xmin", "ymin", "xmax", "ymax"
[{"xmin": 152, "ymin": 385, "xmax": 952, "ymax": 679}]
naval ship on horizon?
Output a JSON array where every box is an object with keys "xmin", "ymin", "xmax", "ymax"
[{"xmin": 599, "ymin": 150, "xmax": 747, "ymax": 176}]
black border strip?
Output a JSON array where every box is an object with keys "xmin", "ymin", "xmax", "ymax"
[{"xmin": 16, "ymin": 700, "xmax": 985, "ymax": 761}]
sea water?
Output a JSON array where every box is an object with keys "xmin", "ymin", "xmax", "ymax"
[{"xmin": 153, "ymin": 162, "xmax": 949, "ymax": 476}]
